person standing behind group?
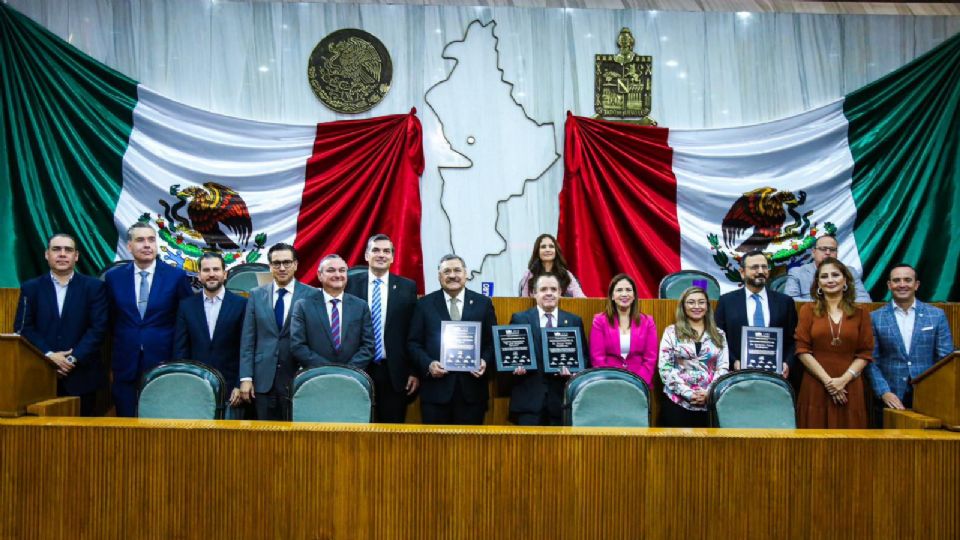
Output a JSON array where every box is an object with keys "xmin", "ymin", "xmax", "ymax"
[
  {"xmin": 784, "ymin": 234, "xmax": 871, "ymax": 302},
  {"xmin": 795, "ymin": 257, "xmax": 874, "ymax": 429},
  {"xmin": 657, "ymin": 287, "xmax": 729, "ymax": 427},
  {"xmin": 589, "ymin": 274, "xmax": 657, "ymax": 388},
  {"xmin": 517, "ymin": 233, "xmax": 586, "ymax": 298}
]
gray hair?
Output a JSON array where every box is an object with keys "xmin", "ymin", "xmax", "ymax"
[
  {"xmin": 126, "ymin": 222, "xmax": 156, "ymax": 241},
  {"xmin": 437, "ymin": 254, "xmax": 465, "ymax": 271}
]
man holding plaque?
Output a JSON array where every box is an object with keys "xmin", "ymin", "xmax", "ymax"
[
  {"xmin": 407, "ymin": 254, "xmax": 497, "ymax": 425},
  {"xmin": 715, "ymin": 250, "xmax": 797, "ymax": 382},
  {"xmin": 508, "ymin": 274, "xmax": 585, "ymax": 426}
]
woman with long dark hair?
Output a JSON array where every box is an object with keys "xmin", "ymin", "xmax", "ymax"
[
  {"xmin": 517, "ymin": 233, "xmax": 585, "ymax": 297},
  {"xmin": 589, "ymin": 274, "xmax": 657, "ymax": 387}
]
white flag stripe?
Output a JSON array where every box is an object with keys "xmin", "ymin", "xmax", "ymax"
[
  {"xmin": 114, "ymin": 85, "xmax": 316, "ymax": 261},
  {"xmin": 670, "ymin": 99, "xmax": 866, "ymax": 293}
]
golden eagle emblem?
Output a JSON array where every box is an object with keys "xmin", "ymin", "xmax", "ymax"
[
  {"xmin": 163, "ymin": 182, "xmax": 253, "ymax": 250},
  {"xmin": 721, "ymin": 187, "xmax": 807, "ymax": 253}
]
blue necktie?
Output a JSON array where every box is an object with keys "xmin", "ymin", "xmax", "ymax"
[
  {"xmin": 330, "ymin": 299, "xmax": 341, "ymax": 351},
  {"xmin": 275, "ymin": 288, "xmax": 287, "ymax": 331},
  {"xmin": 137, "ymin": 270, "xmax": 149, "ymax": 318},
  {"xmin": 372, "ymin": 278, "xmax": 384, "ymax": 363},
  {"xmin": 751, "ymin": 293, "xmax": 765, "ymax": 327}
]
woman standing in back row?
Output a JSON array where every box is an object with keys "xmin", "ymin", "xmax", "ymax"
[{"xmin": 517, "ymin": 233, "xmax": 586, "ymax": 298}]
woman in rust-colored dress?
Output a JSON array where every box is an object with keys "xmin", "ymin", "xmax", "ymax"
[{"xmin": 795, "ymin": 257, "xmax": 875, "ymax": 429}]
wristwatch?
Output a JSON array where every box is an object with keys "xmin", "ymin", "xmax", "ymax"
[{"xmin": 846, "ymin": 368, "xmax": 860, "ymax": 379}]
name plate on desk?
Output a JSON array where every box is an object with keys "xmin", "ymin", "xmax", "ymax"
[
  {"xmin": 493, "ymin": 325, "xmax": 537, "ymax": 372},
  {"xmin": 741, "ymin": 326, "xmax": 783, "ymax": 374},
  {"xmin": 440, "ymin": 321, "xmax": 482, "ymax": 372},
  {"xmin": 541, "ymin": 327, "xmax": 585, "ymax": 374}
]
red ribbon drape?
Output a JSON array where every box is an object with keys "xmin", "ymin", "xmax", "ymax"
[
  {"xmin": 294, "ymin": 109, "xmax": 424, "ymax": 292},
  {"xmin": 557, "ymin": 113, "xmax": 681, "ymax": 298}
]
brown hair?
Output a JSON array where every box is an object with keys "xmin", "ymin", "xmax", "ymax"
[
  {"xmin": 674, "ymin": 287, "xmax": 724, "ymax": 347},
  {"xmin": 810, "ymin": 257, "xmax": 857, "ymax": 317},
  {"xmin": 604, "ymin": 273, "xmax": 642, "ymax": 326},
  {"xmin": 526, "ymin": 233, "xmax": 573, "ymax": 295}
]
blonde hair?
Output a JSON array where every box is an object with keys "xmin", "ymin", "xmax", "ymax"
[{"xmin": 674, "ymin": 287, "xmax": 724, "ymax": 347}]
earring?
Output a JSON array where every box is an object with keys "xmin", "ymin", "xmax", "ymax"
[
  {"xmin": 843, "ymin": 284, "xmax": 848, "ymax": 291},
  {"xmin": 817, "ymin": 287, "xmax": 823, "ymax": 296}
]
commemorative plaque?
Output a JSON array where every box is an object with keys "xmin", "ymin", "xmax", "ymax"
[
  {"xmin": 440, "ymin": 321, "xmax": 482, "ymax": 372},
  {"xmin": 307, "ymin": 28, "xmax": 392, "ymax": 114},
  {"xmin": 740, "ymin": 327, "xmax": 783, "ymax": 374},
  {"xmin": 493, "ymin": 325, "xmax": 537, "ymax": 372},
  {"xmin": 541, "ymin": 327, "xmax": 585, "ymax": 374}
]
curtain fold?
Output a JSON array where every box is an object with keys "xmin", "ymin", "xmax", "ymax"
[{"xmin": 295, "ymin": 110, "xmax": 425, "ymax": 292}]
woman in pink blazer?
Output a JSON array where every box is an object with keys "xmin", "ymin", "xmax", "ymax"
[{"xmin": 589, "ymin": 273, "xmax": 658, "ymax": 387}]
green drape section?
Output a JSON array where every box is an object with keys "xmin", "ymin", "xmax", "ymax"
[
  {"xmin": 846, "ymin": 31, "xmax": 960, "ymax": 302},
  {"xmin": 0, "ymin": 4, "xmax": 137, "ymax": 287}
]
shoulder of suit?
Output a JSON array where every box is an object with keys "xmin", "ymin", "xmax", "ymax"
[
  {"xmin": 156, "ymin": 260, "xmax": 187, "ymax": 277},
  {"xmin": 223, "ymin": 290, "xmax": 246, "ymax": 303},
  {"xmin": 20, "ymin": 274, "xmax": 46, "ymax": 290},
  {"xmin": 103, "ymin": 262, "xmax": 133, "ymax": 281},
  {"xmin": 558, "ymin": 309, "xmax": 582, "ymax": 324},
  {"xmin": 766, "ymin": 289, "xmax": 791, "ymax": 303},
  {"xmin": 464, "ymin": 289, "xmax": 491, "ymax": 303}
]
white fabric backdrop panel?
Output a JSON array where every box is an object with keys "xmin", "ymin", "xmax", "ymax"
[{"xmin": 10, "ymin": 0, "xmax": 959, "ymax": 294}]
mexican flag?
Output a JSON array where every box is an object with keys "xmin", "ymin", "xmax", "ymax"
[
  {"xmin": 0, "ymin": 4, "xmax": 425, "ymax": 290},
  {"xmin": 559, "ymin": 31, "xmax": 960, "ymax": 302}
]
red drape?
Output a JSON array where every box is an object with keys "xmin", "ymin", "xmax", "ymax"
[
  {"xmin": 295, "ymin": 109, "xmax": 424, "ymax": 292},
  {"xmin": 557, "ymin": 113, "xmax": 681, "ymax": 298}
]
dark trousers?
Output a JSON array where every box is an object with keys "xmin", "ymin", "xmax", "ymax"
[
  {"xmin": 421, "ymin": 379, "xmax": 486, "ymax": 425},
  {"xmin": 112, "ymin": 379, "xmax": 138, "ymax": 417},
  {"xmin": 58, "ymin": 380, "xmax": 97, "ymax": 417},
  {"xmin": 254, "ymin": 389, "xmax": 290, "ymax": 421},
  {"xmin": 367, "ymin": 360, "xmax": 411, "ymax": 423},
  {"xmin": 514, "ymin": 410, "xmax": 562, "ymax": 427},
  {"xmin": 658, "ymin": 395, "xmax": 709, "ymax": 427}
]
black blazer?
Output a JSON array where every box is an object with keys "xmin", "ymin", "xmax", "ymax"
[
  {"xmin": 715, "ymin": 287, "xmax": 798, "ymax": 369},
  {"xmin": 407, "ymin": 289, "xmax": 497, "ymax": 404},
  {"xmin": 15, "ymin": 272, "xmax": 107, "ymax": 396},
  {"xmin": 174, "ymin": 291, "xmax": 247, "ymax": 389},
  {"xmin": 345, "ymin": 272, "xmax": 418, "ymax": 392},
  {"xmin": 507, "ymin": 307, "xmax": 585, "ymax": 416}
]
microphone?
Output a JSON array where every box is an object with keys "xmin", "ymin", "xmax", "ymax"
[{"xmin": 15, "ymin": 295, "xmax": 28, "ymax": 335}]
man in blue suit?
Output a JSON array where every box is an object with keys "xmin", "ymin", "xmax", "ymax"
[
  {"xmin": 174, "ymin": 253, "xmax": 248, "ymax": 419},
  {"xmin": 866, "ymin": 264, "xmax": 955, "ymax": 416},
  {"xmin": 104, "ymin": 222, "xmax": 193, "ymax": 417},
  {"xmin": 290, "ymin": 254, "xmax": 375, "ymax": 370},
  {"xmin": 15, "ymin": 233, "xmax": 107, "ymax": 416}
]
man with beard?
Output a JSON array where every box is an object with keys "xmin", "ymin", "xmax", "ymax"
[
  {"xmin": 715, "ymin": 250, "xmax": 798, "ymax": 383},
  {"xmin": 174, "ymin": 252, "xmax": 249, "ymax": 419},
  {"xmin": 783, "ymin": 234, "xmax": 872, "ymax": 302},
  {"xmin": 408, "ymin": 254, "xmax": 497, "ymax": 425}
]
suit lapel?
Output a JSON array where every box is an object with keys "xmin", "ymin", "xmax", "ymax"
[
  {"xmin": 883, "ymin": 305, "xmax": 909, "ymax": 358},
  {"xmin": 434, "ymin": 292, "xmax": 451, "ymax": 322},
  {"xmin": 39, "ymin": 275, "xmax": 61, "ymax": 322},
  {"xmin": 209, "ymin": 294, "xmax": 236, "ymax": 345},
  {"xmin": 908, "ymin": 302, "xmax": 928, "ymax": 357},
  {"xmin": 145, "ymin": 262, "xmax": 167, "ymax": 317},
  {"xmin": 734, "ymin": 288, "xmax": 749, "ymax": 327}
]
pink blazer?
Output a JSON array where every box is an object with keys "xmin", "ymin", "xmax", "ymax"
[{"xmin": 589, "ymin": 312, "xmax": 658, "ymax": 387}]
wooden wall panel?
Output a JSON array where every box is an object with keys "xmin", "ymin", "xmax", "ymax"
[{"xmin": 1, "ymin": 418, "xmax": 959, "ymax": 540}]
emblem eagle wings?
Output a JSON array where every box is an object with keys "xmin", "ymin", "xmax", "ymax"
[
  {"xmin": 721, "ymin": 187, "xmax": 806, "ymax": 253},
  {"xmin": 176, "ymin": 182, "xmax": 253, "ymax": 250}
]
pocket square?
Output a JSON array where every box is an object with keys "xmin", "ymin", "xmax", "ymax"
[{"xmin": 921, "ymin": 326, "xmax": 934, "ymax": 331}]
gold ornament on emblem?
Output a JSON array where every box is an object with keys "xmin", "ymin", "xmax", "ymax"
[
  {"xmin": 594, "ymin": 28, "xmax": 656, "ymax": 125},
  {"xmin": 307, "ymin": 29, "xmax": 392, "ymax": 114}
]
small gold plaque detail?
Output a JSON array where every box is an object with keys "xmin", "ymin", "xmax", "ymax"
[{"xmin": 595, "ymin": 28, "xmax": 655, "ymax": 124}]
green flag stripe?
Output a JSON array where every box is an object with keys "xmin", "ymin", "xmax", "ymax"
[
  {"xmin": 845, "ymin": 31, "xmax": 960, "ymax": 302},
  {"xmin": 0, "ymin": 4, "xmax": 138, "ymax": 287}
]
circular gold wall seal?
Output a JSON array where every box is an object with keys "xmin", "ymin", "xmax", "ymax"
[{"xmin": 307, "ymin": 29, "xmax": 392, "ymax": 114}]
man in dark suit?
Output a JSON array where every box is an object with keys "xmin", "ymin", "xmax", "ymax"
[
  {"xmin": 345, "ymin": 234, "xmax": 419, "ymax": 423},
  {"xmin": 508, "ymin": 273, "xmax": 585, "ymax": 426},
  {"xmin": 15, "ymin": 233, "xmax": 107, "ymax": 416},
  {"xmin": 715, "ymin": 249, "xmax": 798, "ymax": 384},
  {"xmin": 408, "ymin": 254, "xmax": 497, "ymax": 425},
  {"xmin": 238, "ymin": 243, "xmax": 318, "ymax": 421},
  {"xmin": 174, "ymin": 253, "xmax": 248, "ymax": 419},
  {"xmin": 291, "ymin": 254, "xmax": 374, "ymax": 370},
  {"xmin": 104, "ymin": 222, "xmax": 193, "ymax": 417}
]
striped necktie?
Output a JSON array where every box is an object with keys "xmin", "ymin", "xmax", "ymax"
[
  {"xmin": 372, "ymin": 278, "xmax": 384, "ymax": 363},
  {"xmin": 330, "ymin": 298, "xmax": 341, "ymax": 351}
]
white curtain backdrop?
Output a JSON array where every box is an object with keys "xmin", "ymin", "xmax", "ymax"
[{"xmin": 9, "ymin": 0, "xmax": 959, "ymax": 293}]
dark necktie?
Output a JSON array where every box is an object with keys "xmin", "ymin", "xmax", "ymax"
[
  {"xmin": 330, "ymin": 299, "xmax": 341, "ymax": 351},
  {"xmin": 545, "ymin": 313, "xmax": 554, "ymax": 328},
  {"xmin": 275, "ymin": 288, "xmax": 287, "ymax": 331}
]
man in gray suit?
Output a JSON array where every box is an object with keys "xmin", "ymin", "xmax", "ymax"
[
  {"xmin": 784, "ymin": 234, "xmax": 872, "ymax": 302},
  {"xmin": 291, "ymin": 254, "xmax": 375, "ymax": 370},
  {"xmin": 238, "ymin": 243, "xmax": 318, "ymax": 421}
]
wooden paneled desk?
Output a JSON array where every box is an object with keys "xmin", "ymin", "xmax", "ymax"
[{"xmin": 1, "ymin": 417, "xmax": 958, "ymax": 539}]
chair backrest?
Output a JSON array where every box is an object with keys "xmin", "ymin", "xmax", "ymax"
[
  {"xmin": 98, "ymin": 259, "xmax": 132, "ymax": 280},
  {"xmin": 563, "ymin": 369, "xmax": 651, "ymax": 427},
  {"xmin": 658, "ymin": 270, "xmax": 722, "ymax": 300},
  {"xmin": 708, "ymin": 369, "xmax": 797, "ymax": 428},
  {"xmin": 768, "ymin": 274, "xmax": 789, "ymax": 293},
  {"xmin": 292, "ymin": 366, "xmax": 374, "ymax": 423},
  {"xmin": 225, "ymin": 263, "xmax": 271, "ymax": 295},
  {"xmin": 347, "ymin": 265, "xmax": 369, "ymax": 282},
  {"xmin": 138, "ymin": 361, "xmax": 226, "ymax": 420}
]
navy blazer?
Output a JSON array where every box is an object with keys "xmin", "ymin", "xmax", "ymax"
[
  {"xmin": 15, "ymin": 272, "xmax": 107, "ymax": 395},
  {"xmin": 715, "ymin": 287, "xmax": 798, "ymax": 370},
  {"xmin": 174, "ymin": 290, "xmax": 247, "ymax": 389},
  {"xmin": 407, "ymin": 289, "xmax": 497, "ymax": 404},
  {"xmin": 290, "ymin": 292, "xmax": 375, "ymax": 370},
  {"xmin": 104, "ymin": 261, "xmax": 193, "ymax": 383},
  {"xmin": 508, "ymin": 307, "xmax": 585, "ymax": 416}
]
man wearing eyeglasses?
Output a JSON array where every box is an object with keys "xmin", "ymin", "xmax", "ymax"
[
  {"xmin": 783, "ymin": 234, "xmax": 872, "ymax": 302},
  {"xmin": 716, "ymin": 250, "xmax": 798, "ymax": 382},
  {"xmin": 238, "ymin": 242, "xmax": 318, "ymax": 420}
]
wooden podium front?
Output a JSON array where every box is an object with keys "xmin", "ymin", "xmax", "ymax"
[
  {"xmin": 0, "ymin": 334, "xmax": 56, "ymax": 417},
  {"xmin": 913, "ymin": 352, "xmax": 960, "ymax": 430}
]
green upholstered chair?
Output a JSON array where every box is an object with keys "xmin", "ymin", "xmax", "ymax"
[
  {"xmin": 768, "ymin": 274, "xmax": 789, "ymax": 293},
  {"xmin": 708, "ymin": 369, "xmax": 796, "ymax": 428},
  {"xmin": 98, "ymin": 259, "xmax": 132, "ymax": 280},
  {"xmin": 562, "ymin": 368, "xmax": 651, "ymax": 427},
  {"xmin": 347, "ymin": 265, "xmax": 369, "ymax": 282},
  {"xmin": 224, "ymin": 263, "xmax": 270, "ymax": 295},
  {"xmin": 658, "ymin": 270, "xmax": 721, "ymax": 300},
  {"xmin": 291, "ymin": 366, "xmax": 374, "ymax": 423},
  {"xmin": 138, "ymin": 361, "xmax": 226, "ymax": 420}
]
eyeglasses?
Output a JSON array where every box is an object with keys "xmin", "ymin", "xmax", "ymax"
[
  {"xmin": 270, "ymin": 260, "xmax": 295, "ymax": 269},
  {"xmin": 815, "ymin": 246, "xmax": 838, "ymax": 253},
  {"xmin": 745, "ymin": 264, "xmax": 769, "ymax": 271}
]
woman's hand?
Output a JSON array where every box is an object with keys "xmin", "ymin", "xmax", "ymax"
[{"xmin": 689, "ymin": 389, "xmax": 708, "ymax": 406}]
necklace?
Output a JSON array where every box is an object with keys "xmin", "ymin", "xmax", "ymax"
[{"xmin": 828, "ymin": 312, "xmax": 843, "ymax": 346}]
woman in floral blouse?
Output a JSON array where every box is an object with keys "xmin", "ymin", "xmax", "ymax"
[{"xmin": 658, "ymin": 286, "xmax": 729, "ymax": 427}]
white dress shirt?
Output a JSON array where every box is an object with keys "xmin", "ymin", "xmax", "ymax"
[
  {"xmin": 367, "ymin": 271, "xmax": 389, "ymax": 331},
  {"xmin": 272, "ymin": 280, "xmax": 297, "ymax": 327},
  {"xmin": 537, "ymin": 306, "xmax": 558, "ymax": 328},
  {"xmin": 745, "ymin": 287, "xmax": 771, "ymax": 327},
  {"xmin": 444, "ymin": 289, "xmax": 466, "ymax": 319},
  {"xmin": 50, "ymin": 272, "xmax": 74, "ymax": 316},
  {"xmin": 323, "ymin": 291, "xmax": 345, "ymax": 342},
  {"xmin": 133, "ymin": 259, "xmax": 157, "ymax": 303},
  {"xmin": 203, "ymin": 288, "xmax": 225, "ymax": 340},
  {"xmin": 893, "ymin": 300, "xmax": 917, "ymax": 354}
]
